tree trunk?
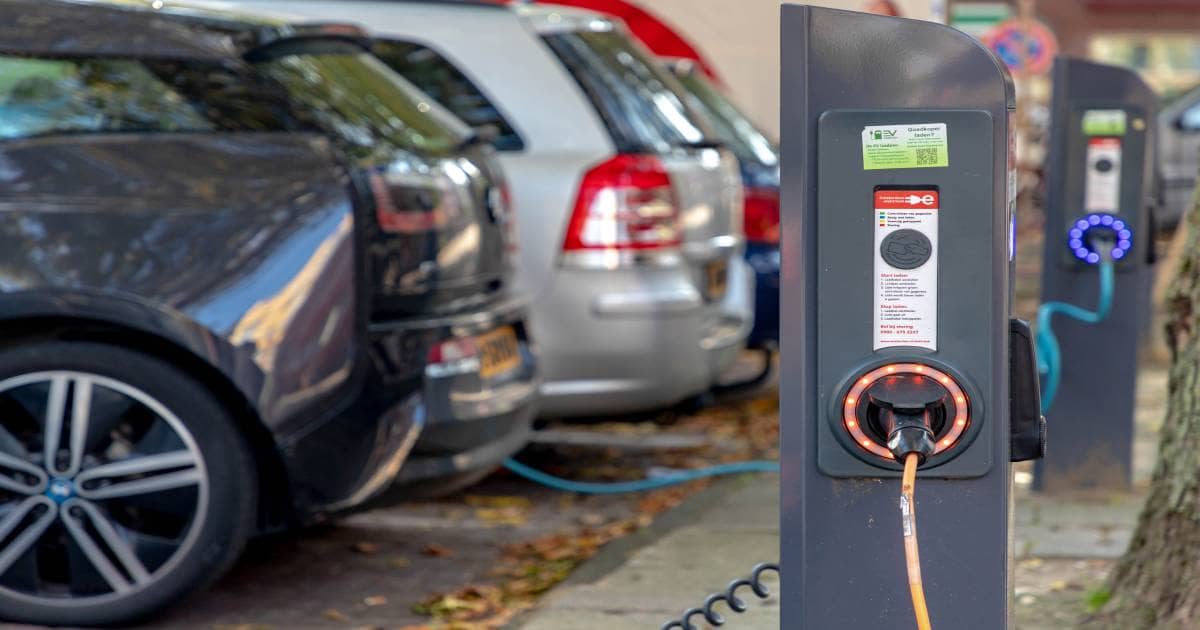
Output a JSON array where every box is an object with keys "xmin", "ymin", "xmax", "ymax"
[{"xmin": 1089, "ymin": 192, "xmax": 1200, "ymax": 629}]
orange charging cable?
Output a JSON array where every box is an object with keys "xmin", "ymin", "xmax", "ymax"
[{"xmin": 901, "ymin": 452, "xmax": 932, "ymax": 630}]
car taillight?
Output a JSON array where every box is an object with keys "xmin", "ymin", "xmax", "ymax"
[
  {"xmin": 368, "ymin": 166, "xmax": 459, "ymax": 234},
  {"xmin": 743, "ymin": 186, "xmax": 780, "ymax": 245},
  {"xmin": 562, "ymin": 154, "xmax": 682, "ymax": 254},
  {"xmin": 426, "ymin": 338, "xmax": 480, "ymax": 378}
]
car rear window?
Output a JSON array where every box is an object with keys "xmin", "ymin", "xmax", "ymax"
[
  {"xmin": 372, "ymin": 40, "xmax": 525, "ymax": 152},
  {"xmin": 249, "ymin": 39, "xmax": 468, "ymax": 164},
  {"xmin": 673, "ymin": 68, "xmax": 778, "ymax": 169},
  {"xmin": 541, "ymin": 27, "xmax": 716, "ymax": 154},
  {"xmin": 0, "ymin": 55, "xmax": 308, "ymax": 139}
]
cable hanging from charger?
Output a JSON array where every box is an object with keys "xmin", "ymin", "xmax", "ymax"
[
  {"xmin": 1036, "ymin": 239, "xmax": 1116, "ymax": 412},
  {"xmin": 884, "ymin": 408, "xmax": 935, "ymax": 630},
  {"xmin": 901, "ymin": 451, "xmax": 932, "ymax": 630}
]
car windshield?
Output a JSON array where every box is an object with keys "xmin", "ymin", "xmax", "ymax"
[
  {"xmin": 541, "ymin": 27, "xmax": 717, "ymax": 154},
  {"xmin": 673, "ymin": 68, "xmax": 778, "ymax": 169},
  {"xmin": 249, "ymin": 39, "xmax": 468, "ymax": 164}
]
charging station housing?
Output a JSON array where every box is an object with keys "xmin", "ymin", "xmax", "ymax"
[
  {"xmin": 781, "ymin": 5, "xmax": 1018, "ymax": 627},
  {"xmin": 1035, "ymin": 57, "xmax": 1157, "ymax": 492}
]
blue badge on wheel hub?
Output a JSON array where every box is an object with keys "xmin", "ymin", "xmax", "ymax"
[{"xmin": 45, "ymin": 478, "xmax": 74, "ymax": 504}]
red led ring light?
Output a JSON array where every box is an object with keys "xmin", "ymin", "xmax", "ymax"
[{"xmin": 842, "ymin": 362, "xmax": 970, "ymax": 460}]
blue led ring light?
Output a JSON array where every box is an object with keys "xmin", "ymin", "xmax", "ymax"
[{"xmin": 1068, "ymin": 212, "xmax": 1132, "ymax": 264}]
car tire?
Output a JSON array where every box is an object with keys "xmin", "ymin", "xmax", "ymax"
[{"xmin": 0, "ymin": 341, "xmax": 257, "ymax": 627}]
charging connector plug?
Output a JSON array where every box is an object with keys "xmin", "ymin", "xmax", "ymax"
[
  {"xmin": 1089, "ymin": 231, "xmax": 1117, "ymax": 262},
  {"xmin": 882, "ymin": 408, "xmax": 936, "ymax": 463}
]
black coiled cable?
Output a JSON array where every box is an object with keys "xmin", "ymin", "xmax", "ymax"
[{"xmin": 660, "ymin": 562, "xmax": 780, "ymax": 629}]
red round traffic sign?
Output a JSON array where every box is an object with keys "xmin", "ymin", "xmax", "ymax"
[{"xmin": 983, "ymin": 18, "xmax": 1058, "ymax": 76}]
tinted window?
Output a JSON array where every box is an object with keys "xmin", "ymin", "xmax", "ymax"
[
  {"xmin": 0, "ymin": 57, "xmax": 211, "ymax": 139},
  {"xmin": 1181, "ymin": 100, "xmax": 1200, "ymax": 131},
  {"xmin": 0, "ymin": 55, "xmax": 317, "ymax": 140},
  {"xmin": 541, "ymin": 28, "xmax": 715, "ymax": 154},
  {"xmin": 372, "ymin": 40, "xmax": 524, "ymax": 151},
  {"xmin": 672, "ymin": 68, "xmax": 777, "ymax": 168},
  {"xmin": 250, "ymin": 40, "xmax": 467, "ymax": 164}
]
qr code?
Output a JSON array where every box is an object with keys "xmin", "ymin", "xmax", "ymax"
[
  {"xmin": 912, "ymin": 147, "xmax": 940, "ymax": 164},
  {"xmin": 915, "ymin": 148, "xmax": 939, "ymax": 165}
]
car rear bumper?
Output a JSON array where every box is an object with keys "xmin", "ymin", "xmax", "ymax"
[
  {"xmin": 372, "ymin": 297, "xmax": 539, "ymax": 483},
  {"xmin": 393, "ymin": 407, "xmax": 534, "ymax": 482},
  {"xmin": 535, "ymin": 256, "xmax": 753, "ymax": 417}
]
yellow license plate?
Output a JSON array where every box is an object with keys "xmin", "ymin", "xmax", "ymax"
[
  {"xmin": 705, "ymin": 259, "xmax": 729, "ymax": 300},
  {"xmin": 477, "ymin": 326, "xmax": 521, "ymax": 379}
]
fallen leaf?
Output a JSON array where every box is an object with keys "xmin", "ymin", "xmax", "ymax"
[
  {"xmin": 475, "ymin": 507, "xmax": 528, "ymax": 527},
  {"xmin": 422, "ymin": 543, "xmax": 455, "ymax": 558},
  {"xmin": 363, "ymin": 595, "xmax": 388, "ymax": 607},
  {"xmin": 413, "ymin": 585, "xmax": 529, "ymax": 628},
  {"xmin": 322, "ymin": 608, "xmax": 349, "ymax": 622},
  {"xmin": 443, "ymin": 507, "xmax": 468, "ymax": 521},
  {"xmin": 577, "ymin": 512, "xmax": 605, "ymax": 527},
  {"xmin": 465, "ymin": 495, "xmax": 532, "ymax": 509},
  {"xmin": 350, "ymin": 542, "xmax": 379, "ymax": 555},
  {"xmin": 389, "ymin": 556, "xmax": 412, "ymax": 569}
]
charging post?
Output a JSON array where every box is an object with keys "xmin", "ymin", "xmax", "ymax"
[
  {"xmin": 1034, "ymin": 57, "xmax": 1157, "ymax": 493},
  {"xmin": 781, "ymin": 6, "xmax": 1030, "ymax": 628}
]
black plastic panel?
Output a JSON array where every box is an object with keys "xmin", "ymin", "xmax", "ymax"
[{"xmin": 816, "ymin": 109, "xmax": 996, "ymax": 478}]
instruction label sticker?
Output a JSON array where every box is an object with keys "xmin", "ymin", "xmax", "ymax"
[
  {"xmin": 874, "ymin": 189, "xmax": 939, "ymax": 350},
  {"xmin": 1082, "ymin": 109, "xmax": 1127, "ymax": 136},
  {"xmin": 1085, "ymin": 137, "xmax": 1122, "ymax": 213},
  {"xmin": 862, "ymin": 123, "xmax": 949, "ymax": 170}
]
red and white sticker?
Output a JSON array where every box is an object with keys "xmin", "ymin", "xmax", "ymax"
[
  {"xmin": 874, "ymin": 189, "xmax": 939, "ymax": 350},
  {"xmin": 1085, "ymin": 137, "xmax": 1122, "ymax": 213}
]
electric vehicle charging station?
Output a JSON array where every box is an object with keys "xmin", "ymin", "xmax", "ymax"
[
  {"xmin": 781, "ymin": 6, "xmax": 1037, "ymax": 628},
  {"xmin": 1034, "ymin": 57, "xmax": 1158, "ymax": 493}
]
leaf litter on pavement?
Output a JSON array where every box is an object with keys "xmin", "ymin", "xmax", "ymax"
[{"xmin": 407, "ymin": 382, "xmax": 780, "ymax": 629}]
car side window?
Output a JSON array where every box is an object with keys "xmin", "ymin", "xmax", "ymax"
[
  {"xmin": 0, "ymin": 56, "xmax": 213, "ymax": 139},
  {"xmin": 1180, "ymin": 101, "xmax": 1200, "ymax": 132},
  {"xmin": 540, "ymin": 28, "xmax": 715, "ymax": 155},
  {"xmin": 372, "ymin": 40, "xmax": 526, "ymax": 151}
]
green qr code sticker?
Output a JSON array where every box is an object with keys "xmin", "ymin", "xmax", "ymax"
[{"xmin": 862, "ymin": 123, "xmax": 949, "ymax": 170}]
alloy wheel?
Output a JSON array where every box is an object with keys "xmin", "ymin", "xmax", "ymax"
[{"xmin": 0, "ymin": 371, "xmax": 208, "ymax": 605}]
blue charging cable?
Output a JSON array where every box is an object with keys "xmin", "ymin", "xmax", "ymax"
[
  {"xmin": 502, "ymin": 457, "xmax": 779, "ymax": 494},
  {"xmin": 1035, "ymin": 259, "xmax": 1115, "ymax": 412}
]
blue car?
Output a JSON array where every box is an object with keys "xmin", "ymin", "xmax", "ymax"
[{"xmin": 670, "ymin": 61, "xmax": 780, "ymax": 354}]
